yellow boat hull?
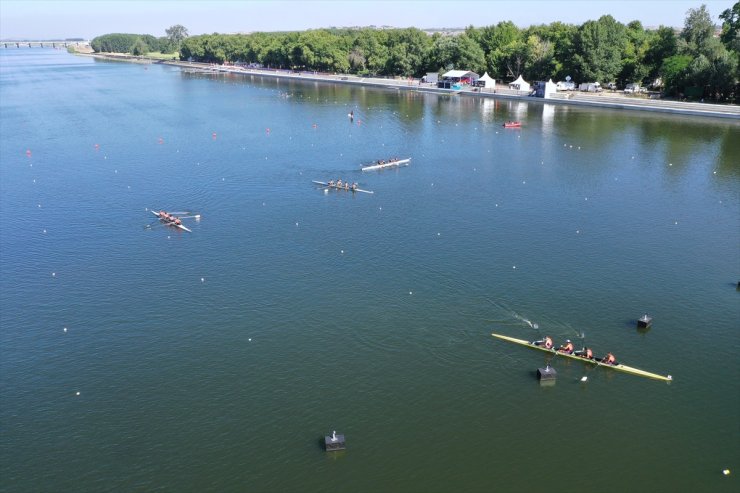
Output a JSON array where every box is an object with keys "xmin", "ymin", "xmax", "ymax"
[{"xmin": 491, "ymin": 333, "xmax": 672, "ymax": 382}]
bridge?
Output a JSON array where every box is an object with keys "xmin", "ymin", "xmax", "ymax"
[{"xmin": 1, "ymin": 40, "xmax": 90, "ymax": 49}]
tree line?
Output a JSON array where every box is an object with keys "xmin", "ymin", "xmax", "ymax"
[{"xmin": 91, "ymin": 4, "xmax": 739, "ymax": 101}]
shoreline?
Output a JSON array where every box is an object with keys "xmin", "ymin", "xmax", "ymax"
[{"xmin": 84, "ymin": 53, "xmax": 740, "ymax": 120}]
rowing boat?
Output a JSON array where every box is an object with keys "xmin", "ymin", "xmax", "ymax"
[
  {"xmin": 491, "ymin": 333, "xmax": 672, "ymax": 382},
  {"xmin": 150, "ymin": 210, "xmax": 192, "ymax": 232},
  {"xmin": 361, "ymin": 158, "xmax": 411, "ymax": 172},
  {"xmin": 312, "ymin": 180, "xmax": 374, "ymax": 194}
]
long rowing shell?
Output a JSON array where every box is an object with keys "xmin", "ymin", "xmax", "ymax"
[
  {"xmin": 490, "ymin": 333, "xmax": 672, "ymax": 382},
  {"xmin": 361, "ymin": 158, "xmax": 411, "ymax": 171},
  {"xmin": 312, "ymin": 180, "xmax": 374, "ymax": 194}
]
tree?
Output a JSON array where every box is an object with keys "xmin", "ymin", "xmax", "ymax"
[
  {"xmin": 428, "ymin": 33, "xmax": 485, "ymax": 74},
  {"xmin": 166, "ymin": 24, "xmax": 189, "ymax": 51},
  {"xmin": 131, "ymin": 37, "xmax": 148, "ymax": 56},
  {"xmin": 573, "ymin": 15, "xmax": 627, "ymax": 82},
  {"xmin": 644, "ymin": 26, "xmax": 677, "ymax": 82},
  {"xmin": 681, "ymin": 5, "xmax": 714, "ymax": 51},
  {"xmin": 719, "ymin": 2, "xmax": 740, "ymax": 51}
]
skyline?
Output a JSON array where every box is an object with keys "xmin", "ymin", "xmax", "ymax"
[{"xmin": 0, "ymin": 0, "xmax": 735, "ymax": 40}]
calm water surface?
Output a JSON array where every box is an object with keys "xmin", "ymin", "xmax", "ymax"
[{"xmin": 1, "ymin": 49, "xmax": 739, "ymax": 492}]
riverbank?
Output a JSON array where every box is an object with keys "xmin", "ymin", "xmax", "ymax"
[{"xmin": 85, "ymin": 53, "xmax": 740, "ymax": 120}]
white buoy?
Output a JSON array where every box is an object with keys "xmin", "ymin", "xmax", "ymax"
[
  {"xmin": 409, "ymin": 291, "xmax": 412, "ymax": 295},
  {"xmin": 580, "ymin": 376, "xmax": 588, "ymax": 382},
  {"xmin": 340, "ymin": 250, "xmax": 344, "ymax": 254},
  {"xmin": 722, "ymin": 469, "xmax": 730, "ymax": 476},
  {"xmin": 201, "ymin": 278, "xmax": 205, "ymax": 282},
  {"xmin": 75, "ymin": 391, "xmax": 80, "ymax": 396},
  {"xmin": 248, "ymin": 338, "xmax": 252, "ymax": 342},
  {"xmin": 43, "ymin": 229, "xmax": 46, "ymax": 234},
  {"xmin": 63, "ymin": 327, "xmax": 67, "ymax": 333},
  {"xmin": 437, "ymin": 233, "xmax": 441, "ymax": 236},
  {"xmin": 52, "ymin": 272, "xmax": 56, "ymax": 277},
  {"xmin": 512, "ymin": 266, "xmax": 516, "ymax": 269},
  {"xmin": 295, "ymin": 222, "xmax": 299, "ymax": 226}
]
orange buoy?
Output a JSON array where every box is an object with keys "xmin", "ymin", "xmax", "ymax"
[
  {"xmin": 26, "ymin": 149, "xmax": 32, "ymax": 156},
  {"xmin": 94, "ymin": 144, "xmax": 100, "ymax": 150},
  {"xmin": 212, "ymin": 132, "xmax": 217, "ymax": 139}
]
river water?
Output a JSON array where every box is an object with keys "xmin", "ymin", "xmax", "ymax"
[{"xmin": 1, "ymin": 49, "xmax": 738, "ymax": 492}]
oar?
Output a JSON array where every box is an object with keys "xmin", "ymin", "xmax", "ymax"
[{"xmin": 578, "ymin": 332, "xmax": 601, "ymax": 382}]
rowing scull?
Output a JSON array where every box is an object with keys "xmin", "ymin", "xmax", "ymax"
[
  {"xmin": 312, "ymin": 181, "xmax": 374, "ymax": 194},
  {"xmin": 150, "ymin": 210, "xmax": 192, "ymax": 232},
  {"xmin": 361, "ymin": 158, "xmax": 411, "ymax": 172},
  {"xmin": 491, "ymin": 333, "xmax": 672, "ymax": 382}
]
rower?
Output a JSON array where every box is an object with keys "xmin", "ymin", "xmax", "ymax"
[
  {"xmin": 328, "ymin": 180, "xmax": 335, "ymax": 187},
  {"xmin": 534, "ymin": 336, "xmax": 553, "ymax": 349},
  {"xmin": 558, "ymin": 340, "xmax": 575, "ymax": 354},
  {"xmin": 575, "ymin": 347, "xmax": 594, "ymax": 359},
  {"xmin": 344, "ymin": 182, "xmax": 349, "ymax": 190},
  {"xmin": 602, "ymin": 353, "xmax": 617, "ymax": 365},
  {"xmin": 337, "ymin": 179, "xmax": 343, "ymax": 188},
  {"xmin": 352, "ymin": 182, "xmax": 358, "ymax": 190}
]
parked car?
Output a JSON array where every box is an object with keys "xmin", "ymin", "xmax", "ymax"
[
  {"xmin": 579, "ymin": 82, "xmax": 602, "ymax": 92},
  {"xmin": 624, "ymin": 83, "xmax": 642, "ymax": 94},
  {"xmin": 556, "ymin": 81, "xmax": 576, "ymax": 91}
]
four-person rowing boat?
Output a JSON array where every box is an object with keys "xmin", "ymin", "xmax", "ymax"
[
  {"xmin": 361, "ymin": 158, "xmax": 411, "ymax": 172},
  {"xmin": 491, "ymin": 332, "xmax": 672, "ymax": 381},
  {"xmin": 312, "ymin": 180, "xmax": 374, "ymax": 194},
  {"xmin": 150, "ymin": 210, "xmax": 195, "ymax": 232}
]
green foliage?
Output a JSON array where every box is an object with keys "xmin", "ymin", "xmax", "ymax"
[
  {"xmin": 573, "ymin": 16, "xmax": 627, "ymax": 83},
  {"xmin": 94, "ymin": 5, "xmax": 738, "ymax": 101},
  {"xmin": 166, "ymin": 24, "xmax": 189, "ymax": 51},
  {"xmin": 719, "ymin": 2, "xmax": 740, "ymax": 51},
  {"xmin": 131, "ymin": 37, "xmax": 148, "ymax": 56}
]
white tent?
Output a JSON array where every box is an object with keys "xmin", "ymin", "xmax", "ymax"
[
  {"xmin": 478, "ymin": 72, "xmax": 496, "ymax": 89},
  {"xmin": 542, "ymin": 79, "xmax": 557, "ymax": 98},
  {"xmin": 509, "ymin": 75, "xmax": 530, "ymax": 92}
]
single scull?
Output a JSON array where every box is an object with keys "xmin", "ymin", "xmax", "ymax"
[{"xmin": 491, "ymin": 332, "xmax": 672, "ymax": 382}]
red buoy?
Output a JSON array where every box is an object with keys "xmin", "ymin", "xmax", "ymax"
[
  {"xmin": 212, "ymin": 132, "xmax": 217, "ymax": 139},
  {"xmin": 26, "ymin": 149, "xmax": 32, "ymax": 156}
]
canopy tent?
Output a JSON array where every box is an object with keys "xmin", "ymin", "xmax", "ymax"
[
  {"xmin": 509, "ymin": 75, "xmax": 530, "ymax": 92},
  {"xmin": 477, "ymin": 72, "xmax": 496, "ymax": 89},
  {"xmin": 441, "ymin": 70, "xmax": 480, "ymax": 83},
  {"xmin": 534, "ymin": 79, "xmax": 557, "ymax": 98},
  {"xmin": 438, "ymin": 70, "xmax": 480, "ymax": 89}
]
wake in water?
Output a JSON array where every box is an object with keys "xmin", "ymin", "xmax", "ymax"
[{"xmin": 483, "ymin": 298, "xmax": 584, "ymax": 340}]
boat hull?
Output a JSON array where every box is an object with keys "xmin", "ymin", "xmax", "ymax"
[
  {"xmin": 361, "ymin": 158, "xmax": 411, "ymax": 171},
  {"xmin": 491, "ymin": 333, "xmax": 672, "ymax": 381},
  {"xmin": 312, "ymin": 180, "xmax": 374, "ymax": 194}
]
